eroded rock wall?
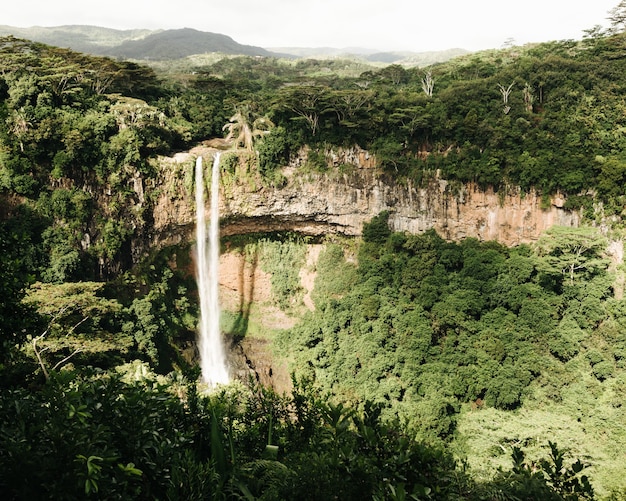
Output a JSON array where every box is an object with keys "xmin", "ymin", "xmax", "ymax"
[{"xmin": 151, "ymin": 146, "xmax": 579, "ymax": 248}]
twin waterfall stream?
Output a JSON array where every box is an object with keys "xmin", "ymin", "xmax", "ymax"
[{"xmin": 195, "ymin": 154, "xmax": 230, "ymax": 387}]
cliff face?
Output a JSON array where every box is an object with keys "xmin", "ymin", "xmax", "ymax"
[
  {"xmin": 151, "ymin": 146, "xmax": 579, "ymax": 248},
  {"xmin": 147, "ymin": 146, "xmax": 581, "ymax": 392}
]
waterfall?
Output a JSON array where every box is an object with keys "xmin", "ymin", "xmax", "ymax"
[{"xmin": 195, "ymin": 154, "xmax": 229, "ymax": 386}]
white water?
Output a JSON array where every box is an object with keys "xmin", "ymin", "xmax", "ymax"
[{"xmin": 195, "ymin": 154, "xmax": 229, "ymax": 386}]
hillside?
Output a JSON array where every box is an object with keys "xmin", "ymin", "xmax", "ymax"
[
  {"xmin": 106, "ymin": 27, "xmax": 274, "ymax": 60},
  {"xmin": 0, "ymin": 24, "xmax": 153, "ymax": 54},
  {"xmin": 0, "ymin": 25, "xmax": 275, "ymax": 59}
]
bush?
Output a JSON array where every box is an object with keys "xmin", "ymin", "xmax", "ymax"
[
  {"xmin": 362, "ymin": 211, "xmax": 391, "ymax": 244},
  {"xmin": 592, "ymin": 360, "xmax": 614, "ymax": 381},
  {"xmin": 257, "ymin": 126, "xmax": 293, "ymax": 176}
]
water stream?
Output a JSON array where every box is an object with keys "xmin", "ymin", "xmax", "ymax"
[{"xmin": 195, "ymin": 154, "xmax": 229, "ymax": 386}]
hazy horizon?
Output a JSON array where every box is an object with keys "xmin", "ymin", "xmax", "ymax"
[{"xmin": 2, "ymin": 1, "xmax": 620, "ymax": 52}]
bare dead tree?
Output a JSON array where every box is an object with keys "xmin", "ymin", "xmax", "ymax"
[
  {"xmin": 10, "ymin": 108, "xmax": 32, "ymax": 152},
  {"xmin": 608, "ymin": 0, "xmax": 626, "ymax": 34},
  {"xmin": 497, "ymin": 82, "xmax": 514, "ymax": 114},
  {"xmin": 421, "ymin": 70, "xmax": 435, "ymax": 97}
]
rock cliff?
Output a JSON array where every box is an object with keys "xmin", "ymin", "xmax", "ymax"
[
  {"xmin": 151, "ymin": 145, "xmax": 579, "ymax": 248},
  {"xmin": 148, "ymin": 145, "xmax": 582, "ymax": 392}
]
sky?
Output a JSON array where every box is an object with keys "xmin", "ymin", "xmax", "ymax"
[{"xmin": 2, "ymin": 0, "xmax": 621, "ymax": 52}]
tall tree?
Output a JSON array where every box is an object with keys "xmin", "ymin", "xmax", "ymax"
[
  {"xmin": 277, "ymin": 85, "xmax": 328, "ymax": 137},
  {"xmin": 497, "ymin": 82, "xmax": 514, "ymax": 114},
  {"xmin": 223, "ymin": 104, "xmax": 273, "ymax": 151},
  {"xmin": 608, "ymin": 1, "xmax": 626, "ymax": 33},
  {"xmin": 421, "ymin": 70, "xmax": 435, "ymax": 97},
  {"xmin": 535, "ymin": 227, "xmax": 608, "ymax": 286}
]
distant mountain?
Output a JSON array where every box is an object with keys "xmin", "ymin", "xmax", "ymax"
[
  {"xmin": 268, "ymin": 47, "xmax": 381, "ymax": 58},
  {"xmin": 0, "ymin": 25, "xmax": 468, "ymax": 65},
  {"xmin": 0, "ymin": 25, "xmax": 274, "ymax": 60},
  {"xmin": 385, "ymin": 48, "xmax": 470, "ymax": 66},
  {"xmin": 0, "ymin": 25, "xmax": 153, "ymax": 54},
  {"xmin": 269, "ymin": 46, "xmax": 470, "ymax": 66},
  {"xmin": 106, "ymin": 28, "xmax": 273, "ymax": 60}
]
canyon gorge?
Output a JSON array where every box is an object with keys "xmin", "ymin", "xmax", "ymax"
[{"xmin": 141, "ymin": 145, "xmax": 588, "ymax": 391}]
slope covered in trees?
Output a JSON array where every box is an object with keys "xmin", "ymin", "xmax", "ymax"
[
  {"xmin": 274, "ymin": 218, "xmax": 625, "ymax": 495},
  {"xmin": 159, "ymin": 30, "xmax": 626, "ymax": 211},
  {"xmin": 1, "ymin": 29, "xmax": 626, "ymax": 498}
]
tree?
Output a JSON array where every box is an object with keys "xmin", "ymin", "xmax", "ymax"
[
  {"xmin": 327, "ymin": 89, "xmax": 372, "ymax": 127},
  {"xmin": 8, "ymin": 107, "xmax": 32, "ymax": 152},
  {"xmin": 595, "ymin": 154, "xmax": 626, "ymax": 198},
  {"xmin": 497, "ymin": 82, "xmax": 514, "ymax": 114},
  {"xmin": 389, "ymin": 104, "xmax": 430, "ymax": 144},
  {"xmin": 109, "ymin": 96, "xmax": 164, "ymax": 131},
  {"xmin": 378, "ymin": 64, "xmax": 408, "ymax": 85},
  {"xmin": 362, "ymin": 211, "xmax": 392, "ymax": 245},
  {"xmin": 277, "ymin": 85, "xmax": 328, "ymax": 136},
  {"xmin": 607, "ymin": 1, "xmax": 626, "ymax": 33},
  {"xmin": 23, "ymin": 281, "xmax": 124, "ymax": 378},
  {"xmin": 535, "ymin": 227, "xmax": 609, "ymax": 286},
  {"xmin": 522, "ymin": 83, "xmax": 535, "ymax": 112},
  {"xmin": 121, "ymin": 268, "xmax": 191, "ymax": 372},
  {"xmin": 421, "ymin": 70, "xmax": 435, "ymax": 97},
  {"xmin": 582, "ymin": 24, "xmax": 607, "ymax": 46},
  {"xmin": 0, "ymin": 222, "xmax": 38, "ymax": 366},
  {"xmin": 222, "ymin": 104, "xmax": 274, "ymax": 151}
]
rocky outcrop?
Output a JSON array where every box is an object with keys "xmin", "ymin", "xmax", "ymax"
[{"xmin": 151, "ymin": 146, "xmax": 579, "ymax": 248}]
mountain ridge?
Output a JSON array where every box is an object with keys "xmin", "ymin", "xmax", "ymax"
[
  {"xmin": 269, "ymin": 46, "xmax": 469, "ymax": 64},
  {"xmin": 0, "ymin": 24, "xmax": 467, "ymax": 65},
  {"xmin": 0, "ymin": 24, "xmax": 154, "ymax": 54},
  {"xmin": 105, "ymin": 27, "xmax": 274, "ymax": 60}
]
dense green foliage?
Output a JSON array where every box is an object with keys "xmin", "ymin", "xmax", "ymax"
[
  {"xmin": 0, "ymin": 368, "xmax": 598, "ymax": 500},
  {"xmin": 3, "ymin": 31, "xmax": 626, "ymax": 288},
  {"xmin": 275, "ymin": 220, "xmax": 626, "ymax": 496},
  {"xmin": 162, "ymin": 32, "xmax": 626, "ymax": 207},
  {"xmin": 279, "ymin": 222, "xmax": 614, "ymax": 423},
  {"xmin": 0, "ymin": 216, "xmax": 38, "ymax": 366},
  {"xmin": 0, "ymin": 37, "xmax": 190, "ymax": 282}
]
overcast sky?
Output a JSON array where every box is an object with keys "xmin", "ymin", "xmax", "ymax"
[{"xmin": 2, "ymin": 1, "xmax": 620, "ymax": 52}]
